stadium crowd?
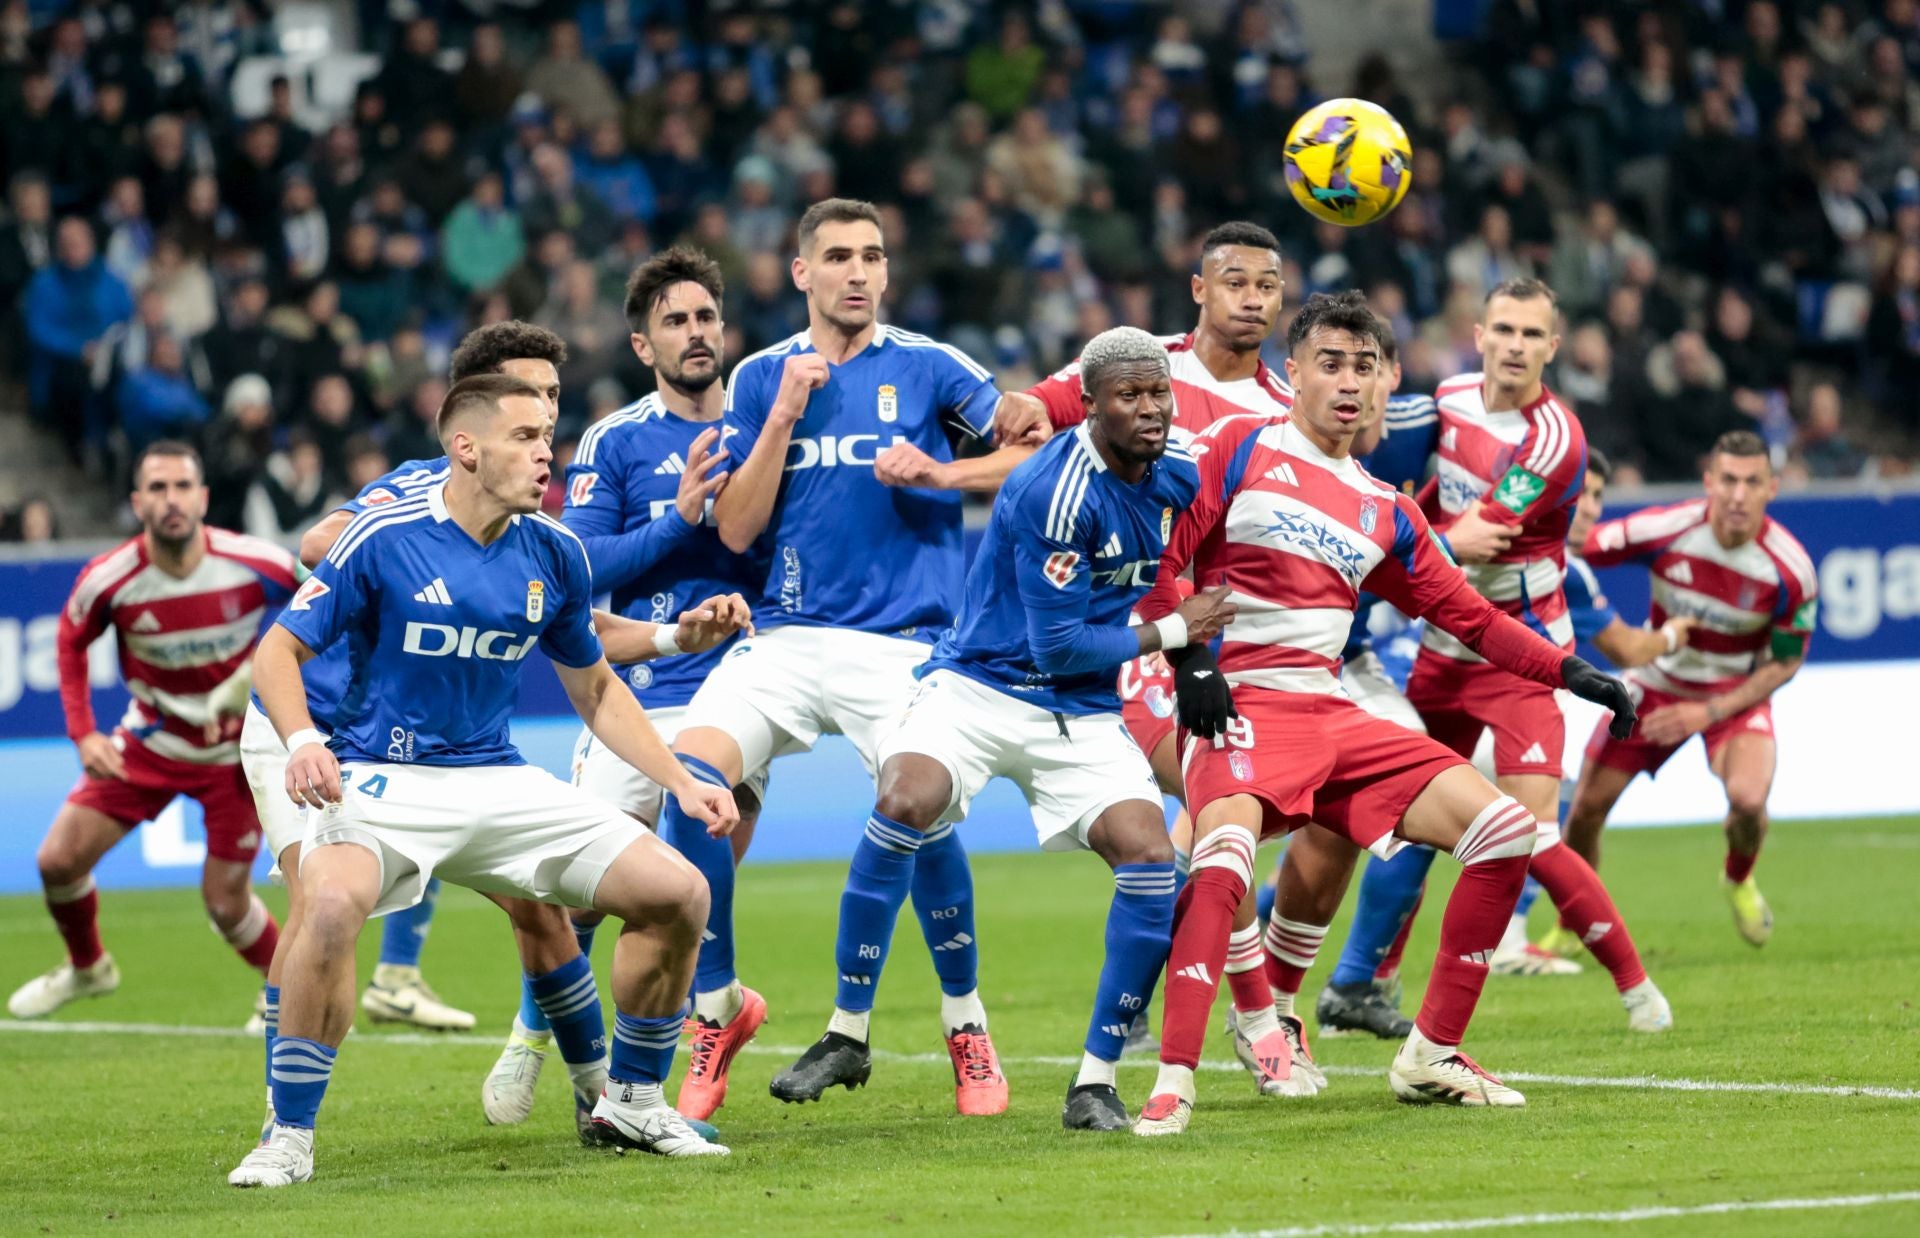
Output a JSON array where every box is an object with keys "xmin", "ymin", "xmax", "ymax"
[{"xmin": 2, "ymin": 0, "xmax": 1918, "ymax": 539}]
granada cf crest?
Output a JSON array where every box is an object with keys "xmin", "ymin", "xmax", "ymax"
[
  {"xmin": 1358, "ymin": 495, "xmax": 1378, "ymax": 535},
  {"xmin": 1145, "ymin": 684, "xmax": 1173, "ymax": 718},
  {"xmin": 877, "ymin": 384, "xmax": 899, "ymax": 422},
  {"xmin": 1228, "ymin": 750, "xmax": 1254, "ymax": 782},
  {"xmin": 526, "ymin": 580, "xmax": 545, "ymax": 622},
  {"xmin": 1161, "ymin": 506, "xmax": 1173, "ymax": 543}
]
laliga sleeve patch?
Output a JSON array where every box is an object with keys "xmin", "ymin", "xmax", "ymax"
[
  {"xmin": 289, "ymin": 576, "xmax": 330, "ymax": 611},
  {"xmin": 1790, "ymin": 598, "xmax": 1819, "ymax": 632},
  {"xmin": 1428, "ymin": 529, "xmax": 1457, "ymax": 565},
  {"xmin": 568, "ymin": 472, "xmax": 600, "ymax": 507},
  {"xmin": 1491, "ymin": 465, "xmax": 1548, "ymax": 515},
  {"xmin": 360, "ymin": 487, "xmax": 400, "ymax": 507},
  {"xmin": 1042, "ymin": 550, "xmax": 1081, "ymax": 589}
]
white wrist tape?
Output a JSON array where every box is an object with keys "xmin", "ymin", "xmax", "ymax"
[
  {"xmin": 1152, "ymin": 614, "xmax": 1190, "ymax": 653},
  {"xmin": 1661, "ymin": 623, "xmax": 1681, "ymax": 654},
  {"xmin": 285, "ymin": 728, "xmax": 329, "ymax": 755},
  {"xmin": 652, "ymin": 624, "xmax": 682, "ymax": 657}
]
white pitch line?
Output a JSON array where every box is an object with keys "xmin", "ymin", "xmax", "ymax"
[
  {"xmin": 6, "ymin": 1021, "xmax": 1920, "ymax": 1101},
  {"xmin": 1147, "ymin": 1190, "xmax": 1920, "ymax": 1237}
]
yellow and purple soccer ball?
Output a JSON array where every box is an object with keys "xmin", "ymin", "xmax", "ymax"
[{"xmin": 1282, "ymin": 98, "xmax": 1413, "ymax": 228}]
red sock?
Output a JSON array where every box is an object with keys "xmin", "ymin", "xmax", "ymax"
[
  {"xmin": 1413, "ymin": 855, "xmax": 1527, "ymax": 1045},
  {"xmin": 1261, "ymin": 916, "xmax": 1327, "ymax": 998},
  {"xmin": 1158, "ymin": 867, "xmax": 1245, "ymax": 1070},
  {"xmin": 220, "ymin": 894, "xmax": 280, "ymax": 975},
  {"xmin": 1375, "ymin": 891, "xmax": 1425, "ymax": 982},
  {"xmin": 1724, "ymin": 850, "xmax": 1757, "ymax": 884},
  {"xmin": 1530, "ymin": 844, "xmax": 1647, "ymax": 992},
  {"xmin": 46, "ymin": 878, "xmax": 104, "ymax": 969},
  {"xmin": 1224, "ymin": 924, "xmax": 1271, "ymax": 1013}
]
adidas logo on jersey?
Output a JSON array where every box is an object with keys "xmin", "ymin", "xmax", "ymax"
[
  {"xmin": 1519, "ymin": 742, "xmax": 1550, "ymax": 764},
  {"xmin": 413, "ymin": 578, "xmax": 453, "ymax": 606},
  {"xmin": 1098, "ymin": 532, "xmax": 1124, "ymax": 558},
  {"xmin": 130, "ymin": 610, "xmax": 162, "ymax": 634},
  {"xmin": 1265, "ymin": 463, "xmax": 1300, "ymax": 487},
  {"xmin": 1175, "ymin": 963, "xmax": 1214, "ymax": 985},
  {"xmin": 1582, "ymin": 921, "xmax": 1614, "ymax": 944},
  {"xmin": 1101, "ymin": 1024, "xmax": 1130, "ymax": 1039},
  {"xmin": 932, "ymin": 933, "xmax": 975, "ymax": 952},
  {"xmin": 838, "ymin": 974, "xmax": 873, "ymax": 986},
  {"xmin": 1665, "ymin": 560, "xmax": 1694, "ymax": 585},
  {"xmin": 653, "ymin": 453, "xmax": 688, "ymax": 476}
]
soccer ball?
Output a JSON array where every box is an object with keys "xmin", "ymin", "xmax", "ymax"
[{"xmin": 1282, "ymin": 98, "xmax": 1413, "ymax": 228}]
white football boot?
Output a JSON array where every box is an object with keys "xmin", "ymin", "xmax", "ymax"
[{"xmin": 7, "ymin": 955, "xmax": 120, "ymax": 1019}]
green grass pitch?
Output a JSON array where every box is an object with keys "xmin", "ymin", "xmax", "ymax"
[{"xmin": 3, "ymin": 815, "xmax": 1918, "ymax": 1236}]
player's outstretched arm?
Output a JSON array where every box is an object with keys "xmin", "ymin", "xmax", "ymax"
[
  {"xmin": 556, "ymin": 658, "xmax": 740, "ymax": 835},
  {"xmin": 591, "ymin": 594, "xmax": 751, "ymax": 663},
  {"xmin": 1592, "ymin": 615, "xmax": 1694, "ymax": 668},
  {"xmin": 991, "ymin": 390, "xmax": 1053, "ymax": 446},
  {"xmin": 56, "ymin": 578, "xmax": 124, "ymax": 780},
  {"xmin": 873, "ymin": 442, "xmax": 1034, "ymax": 494},
  {"xmin": 298, "ymin": 510, "xmax": 355, "ymax": 570},
  {"xmin": 253, "ymin": 625, "xmax": 340, "ymax": 807}
]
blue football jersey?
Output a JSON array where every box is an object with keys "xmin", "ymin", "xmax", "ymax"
[
  {"xmin": 277, "ymin": 483, "xmax": 602, "ymax": 766},
  {"xmin": 1564, "ymin": 552, "xmax": 1621, "ymax": 669},
  {"xmin": 924, "ymin": 424, "xmax": 1201, "ymax": 715},
  {"xmin": 721, "ymin": 325, "xmax": 1001, "ymax": 636},
  {"xmin": 262, "ymin": 456, "xmax": 451, "ymax": 730},
  {"xmin": 563, "ymin": 393, "xmax": 763, "ymax": 708},
  {"xmin": 1344, "ymin": 394, "xmax": 1439, "ymax": 664}
]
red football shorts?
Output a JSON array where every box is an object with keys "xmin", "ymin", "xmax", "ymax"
[
  {"xmin": 65, "ymin": 730, "xmax": 264, "ymax": 863},
  {"xmin": 1407, "ymin": 651, "xmax": 1565, "ymax": 779},
  {"xmin": 1118, "ymin": 654, "xmax": 1178, "ymax": 762},
  {"xmin": 1585, "ymin": 678, "xmax": 1775, "ymax": 777},
  {"xmin": 1179, "ymin": 688, "xmax": 1466, "ymax": 855}
]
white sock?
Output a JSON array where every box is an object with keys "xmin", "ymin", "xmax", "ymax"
[
  {"xmin": 1237, "ymin": 1003, "xmax": 1282, "ymax": 1042},
  {"xmin": 1270, "ymin": 988, "xmax": 1296, "ymax": 1017},
  {"xmin": 1150, "ymin": 1063, "xmax": 1196, "ymax": 1103},
  {"xmin": 1077, "ymin": 1052, "xmax": 1117, "ymax": 1088},
  {"xmin": 510, "ymin": 1015, "xmax": 552, "ymax": 1045},
  {"xmin": 565, "ymin": 1058, "xmax": 607, "ymax": 1103},
  {"xmin": 372, "ymin": 962, "xmax": 421, "ymax": 988},
  {"xmin": 1405, "ymin": 1025, "xmax": 1457, "ymax": 1065},
  {"xmin": 692, "ymin": 981, "xmax": 743, "ymax": 1026},
  {"xmin": 611, "ymin": 1080, "xmax": 666, "ymax": 1111},
  {"xmin": 1498, "ymin": 915, "xmax": 1529, "ymax": 953},
  {"xmin": 827, "ymin": 1006, "xmax": 870, "ymax": 1042},
  {"xmin": 1621, "ymin": 978, "xmax": 1660, "ymax": 1003},
  {"xmin": 940, "ymin": 988, "xmax": 988, "ymax": 1035}
]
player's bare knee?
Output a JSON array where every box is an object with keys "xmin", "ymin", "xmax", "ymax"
[
  {"xmin": 1724, "ymin": 779, "xmax": 1769, "ymax": 822},
  {"xmin": 301, "ymin": 882, "xmax": 370, "ymax": 956},
  {"xmin": 1452, "ymin": 795, "xmax": 1538, "ymax": 866},
  {"xmin": 1088, "ymin": 804, "xmax": 1174, "ymax": 868},
  {"xmin": 872, "ymin": 758, "xmax": 946, "ymax": 831},
  {"xmin": 35, "ymin": 840, "xmax": 88, "ymax": 888}
]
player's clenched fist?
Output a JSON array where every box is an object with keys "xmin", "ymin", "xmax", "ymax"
[
  {"xmin": 1173, "ymin": 584, "xmax": 1238, "ymax": 645},
  {"xmin": 991, "ymin": 390, "xmax": 1052, "ymax": 447},
  {"xmin": 675, "ymin": 426, "xmax": 730, "ymax": 523},
  {"xmin": 675, "ymin": 593, "xmax": 754, "ymax": 653},
  {"xmin": 673, "ymin": 779, "xmax": 740, "ymax": 837},
  {"xmin": 770, "ymin": 353, "xmax": 831, "ymax": 425},
  {"xmin": 286, "ymin": 739, "xmax": 343, "ymax": 809},
  {"xmin": 1446, "ymin": 500, "xmax": 1517, "ymax": 564},
  {"xmin": 874, "ymin": 442, "xmax": 951, "ymax": 489}
]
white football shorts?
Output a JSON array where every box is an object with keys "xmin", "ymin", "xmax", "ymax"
[
  {"xmin": 677, "ymin": 625, "xmax": 930, "ymax": 783},
  {"xmin": 303, "ymin": 761, "xmax": 650, "ymax": 918},
  {"xmin": 877, "ymin": 669, "xmax": 1162, "ymax": 852},
  {"xmin": 1339, "ymin": 649, "xmax": 1427, "ymax": 733},
  {"xmin": 240, "ymin": 702, "xmax": 308, "ymax": 865},
  {"xmin": 572, "ymin": 704, "xmax": 772, "ymax": 825}
]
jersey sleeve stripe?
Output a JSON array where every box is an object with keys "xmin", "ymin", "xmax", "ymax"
[
  {"xmin": 1525, "ymin": 403, "xmax": 1568, "ymax": 476},
  {"xmin": 67, "ymin": 540, "xmax": 144, "ymax": 624},
  {"xmin": 1761, "ymin": 525, "xmax": 1818, "ymax": 596},
  {"xmin": 529, "ymin": 510, "xmax": 587, "ymax": 549},
  {"xmin": 1045, "ymin": 451, "xmax": 1092, "ymax": 543},
  {"xmin": 576, "ymin": 395, "xmax": 663, "ymax": 466},
  {"xmin": 326, "ymin": 497, "xmax": 433, "ymax": 566},
  {"xmin": 882, "ymin": 325, "xmax": 993, "ymax": 381}
]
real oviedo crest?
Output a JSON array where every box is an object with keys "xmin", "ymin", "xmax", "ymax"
[
  {"xmin": 877, "ymin": 384, "xmax": 899, "ymax": 422},
  {"xmin": 1357, "ymin": 495, "xmax": 1378, "ymax": 536},
  {"xmin": 526, "ymin": 580, "xmax": 545, "ymax": 623}
]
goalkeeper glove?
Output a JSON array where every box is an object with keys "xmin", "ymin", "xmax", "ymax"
[
  {"xmin": 1171, "ymin": 643, "xmax": 1237, "ymax": 740},
  {"xmin": 1562, "ymin": 656, "xmax": 1637, "ymax": 738}
]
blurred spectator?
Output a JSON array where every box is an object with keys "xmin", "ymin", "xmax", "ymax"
[
  {"xmin": 1642, "ymin": 331, "xmax": 1748, "ymax": 481},
  {"xmin": 244, "ymin": 430, "xmax": 334, "ymax": 538},
  {"xmin": 966, "ymin": 10, "xmax": 1045, "ymax": 122},
  {"xmin": 5, "ymin": 496, "xmax": 58, "ymax": 544},
  {"xmin": 987, "ymin": 108, "xmax": 1083, "ymax": 226},
  {"xmin": 204, "ymin": 277, "xmax": 279, "ymax": 396},
  {"xmin": 1797, "ymin": 382, "xmax": 1868, "ymax": 478},
  {"xmin": 395, "ymin": 120, "xmax": 473, "ymax": 228},
  {"xmin": 138, "ymin": 233, "xmax": 218, "ymax": 342},
  {"xmin": 100, "ymin": 176, "xmax": 155, "ymax": 285},
  {"xmin": 176, "ymin": 174, "xmax": 237, "ymax": 260},
  {"xmin": 442, "ymin": 172, "xmax": 524, "ymax": 296},
  {"xmin": 829, "ymin": 101, "xmax": 905, "ymax": 207},
  {"xmin": 387, "ymin": 377, "xmax": 447, "ymax": 464},
  {"xmin": 116, "ymin": 332, "xmax": 210, "ymax": 454},
  {"xmin": 648, "ymin": 113, "xmax": 724, "ymax": 239},
  {"xmin": 536, "ymin": 261, "xmax": 629, "ymax": 417},
  {"xmin": 523, "ymin": 145, "xmax": 616, "ymax": 255},
  {"xmin": 375, "ymin": 19, "xmax": 457, "ymax": 131},
  {"xmin": 300, "ymin": 373, "xmax": 367, "ymax": 484},
  {"xmin": 527, "ymin": 21, "xmax": 623, "ymax": 130},
  {"xmin": 205, "ymin": 373, "xmax": 275, "ymax": 530},
  {"xmin": 334, "ymin": 222, "xmax": 412, "ymax": 342},
  {"xmin": 0, "ymin": 173, "xmax": 53, "ymax": 362},
  {"xmin": 1546, "ymin": 200, "xmax": 1644, "ymax": 323},
  {"xmin": 280, "ymin": 171, "xmax": 331, "ymax": 286},
  {"xmin": 345, "ymin": 435, "xmax": 391, "ymax": 492},
  {"xmin": 267, "ymin": 282, "xmax": 363, "ymax": 411},
  {"xmin": 455, "ymin": 24, "xmax": 524, "ymax": 129},
  {"xmin": 1870, "ymin": 243, "xmax": 1920, "ymax": 436},
  {"xmin": 577, "ymin": 119, "xmax": 656, "ymax": 225},
  {"xmin": 25, "ymin": 218, "xmax": 134, "ymax": 461},
  {"xmin": 1446, "ymin": 205, "xmax": 1532, "ymax": 300}
]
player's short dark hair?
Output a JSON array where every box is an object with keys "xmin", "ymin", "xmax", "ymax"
[
  {"xmin": 132, "ymin": 440, "xmax": 204, "ymax": 485},
  {"xmin": 1371, "ymin": 312, "xmax": 1399, "ymax": 365},
  {"xmin": 437, "ymin": 373, "xmax": 547, "ymax": 438},
  {"xmin": 448, "ymin": 320, "xmax": 568, "ymax": 382},
  {"xmin": 624, "ymin": 245, "xmax": 726, "ymax": 334},
  {"xmin": 1710, "ymin": 429, "xmax": 1769, "ymax": 461},
  {"xmin": 797, "ymin": 197, "xmax": 882, "ymax": 255},
  {"xmin": 1200, "ymin": 221, "xmax": 1281, "ymax": 258},
  {"xmin": 1485, "ymin": 277, "xmax": 1558, "ymax": 311},
  {"xmin": 1287, "ymin": 291, "xmax": 1383, "ymax": 356},
  {"xmin": 1587, "ymin": 446, "xmax": 1613, "ymax": 483}
]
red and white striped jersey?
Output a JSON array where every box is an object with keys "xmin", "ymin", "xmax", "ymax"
[
  {"xmin": 1030, "ymin": 332, "xmax": 1294, "ymax": 445},
  {"xmin": 58, "ymin": 528, "xmax": 300, "ymax": 765},
  {"xmin": 1582, "ymin": 498, "xmax": 1818, "ymax": 699},
  {"xmin": 1417, "ymin": 372, "xmax": 1587, "ymax": 665},
  {"xmin": 1139, "ymin": 416, "xmax": 1566, "ymax": 697}
]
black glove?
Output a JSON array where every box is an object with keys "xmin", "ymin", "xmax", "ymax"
[
  {"xmin": 1170, "ymin": 643, "xmax": 1237, "ymax": 740},
  {"xmin": 1562, "ymin": 655, "xmax": 1637, "ymax": 739}
]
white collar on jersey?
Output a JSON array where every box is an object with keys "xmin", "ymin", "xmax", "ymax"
[
  {"xmin": 425, "ymin": 479, "xmax": 522, "ymax": 527},
  {"xmin": 1276, "ymin": 418, "xmax": 1363, "ymax": 479},
  {"xmin": 1072, "ymin": 422, "xmax": 1111, "ymax": 472}
]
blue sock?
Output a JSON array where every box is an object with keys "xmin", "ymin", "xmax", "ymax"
[
  {"xmin": 261, "ymin": 984, "xmax": 279, "ymax": 1088},
  {"xmin": 909, "ymin": 822, "xmax": 978, "ymax": 997},
  {"xmin": 1329, "ymin": 845, "xmax": 1437, "ymax": 988},
  {"xmin": 1514, "ymin": 875, "xmax": 1544, "ymax": 919},
  {"xmin": 660, "ymin": 755, "xmax": 738, "ymax": 995},
  {"xmin": 516, "ymin": 975, "xmax": 549, "ymax": 1035},
  {"xmin": 1255, "ymin": 881, "xmax": 1277, "ymax": 926},
  {"xmin": 528, "ymin": 953, "xmax": 606, "ymax": 1071},
  {"xmin": 1084, "ymin": 863, "xmax": 1177, "ymax": 1061},
  {"xmin": 835, "ymin": 811, "xmax": 924, "ymax": 1014},
  {"xmin": 268, "ymin": 1035, "xmax": 336, "ymax": 1130},
  {"xmin": 574, "ymin": 918, "xmax": 597, "ymax": 958},
  {"xmin": 610, "ymin": 1009, "xmax": 684, "ymax": 1086},
  {"xmin": 1172, "ymin": 847, "xmax": 1189, "ymax": 898},
  {"xmin": 376, "ymin": 878, "xmax": 438, "ymax": 968}
]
